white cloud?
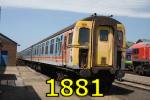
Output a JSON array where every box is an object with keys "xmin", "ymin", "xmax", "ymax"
[{"xmin": 1, "ymin": 0, "xmax": 150, "ymax": 18}]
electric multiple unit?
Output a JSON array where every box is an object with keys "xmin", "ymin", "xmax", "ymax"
[{"xmin": 19, "ymin": 15, "xmax": 126, "ymax": 92}]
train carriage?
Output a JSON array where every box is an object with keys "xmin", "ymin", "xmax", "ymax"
[{"xmin": 19, "ymin": 15, "xmax": 126, "ymax": 93}]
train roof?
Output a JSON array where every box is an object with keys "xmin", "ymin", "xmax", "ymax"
[
  {"xmin": 34, "ymin": 16, "xmax": 122, "ymax": 46},
  {"xmin": 82, "ymin": 16, "xmax": 121, "ymax": 24},
  {"xmin": 21, "ymin": 15, "xmax": 122, "ymax": 52},
  {"xmin": 130, "ymin": 42, "xmax": 150, "ymax": 49}
]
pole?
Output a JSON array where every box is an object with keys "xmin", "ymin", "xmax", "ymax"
[
  {"xmin": 0, "ymin": 6, "xmax": 1, "ymax": 22},
  {"xmin": 0, "ymin": 6, "xmax": 2, "ymax": 95}
]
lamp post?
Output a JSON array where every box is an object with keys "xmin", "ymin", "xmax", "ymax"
[
  {"xmin": 0, "ymin": 5, "xmax": 3, "ymax": 95},
  {"xmin": 0, "ymin": 41, "xmax": 2, "ymax": 94},
  {"xmin": 0, "ymin": 42, "xmax": 2, "ymax": 94},
  {"xmin": 0, "ymin": 6, "xmax": 1, "ymax": 22}
]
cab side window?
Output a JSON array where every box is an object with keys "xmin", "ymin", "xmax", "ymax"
[
  {"xmin": 133, "ymin": 49, "xmax": 139, "ymax": 54},
  {"xmin": 68, "ymin": 33, "xmax": 73, "ymax": 44},
  {"xmin": 100, "ymin": 30, "xmax": 108, "ymax": 41}
]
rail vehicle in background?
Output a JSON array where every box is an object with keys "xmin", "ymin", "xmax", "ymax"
[
  {"xmin": 126, "ymin": 42, "xmax": 150, "ymax": 75},
  {"xmin": 125, "ymin": 48, "xmax": 133, "ymax": 69},
  {"xmin": 18, "ymin": 15, "xmax": 126, "ymax": 93}
]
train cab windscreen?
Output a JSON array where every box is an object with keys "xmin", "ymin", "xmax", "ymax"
[{"xmin": 78, "ymin": 28, "xmax": 89, "ymax": 45}]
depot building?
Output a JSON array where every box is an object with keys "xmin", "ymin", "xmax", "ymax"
[{"xmin": 0, "ymin": 33, "xmax": 17, "ymax": 66}]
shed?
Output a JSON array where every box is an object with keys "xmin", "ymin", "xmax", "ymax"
[{"xmin": 0, "ymin": 33, "xmax": 17, "ymax": 66}]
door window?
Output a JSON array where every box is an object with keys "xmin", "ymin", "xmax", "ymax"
[
  {"xmin": 99, "ymin": 30, "xmax": 108, "ymax": 41},
  {"xmin": 78, "ymin": 28, "xmax": 89, "ymax": 44}
]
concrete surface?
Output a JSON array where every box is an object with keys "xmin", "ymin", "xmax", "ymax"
[
  {"xmin": 0, "ymin": 66, "xmax": 150, "ymax": 100},
  {"xmin": 123, "ymin": 73, "xmax": 150, "ymax": 86}
]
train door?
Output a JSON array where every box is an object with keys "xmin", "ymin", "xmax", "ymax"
[
  {"xmin": 95, "ymin": 26, "xmax": 113, "ymax": 66},
  {"xmin": 63, "ymin": 31, "xmax": 73, "ymax": 66},
  {"xmin": 74, "ymin": 21, "xmax": 93, "ymax": 69},
  {"xmin": 0, "ymin": 51, "xmax": 8, "ymax": 67}
]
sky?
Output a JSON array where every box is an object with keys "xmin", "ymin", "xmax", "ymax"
[{"xmin": 0, "ymin": 0, "xmax": 150, "ymax": 51}]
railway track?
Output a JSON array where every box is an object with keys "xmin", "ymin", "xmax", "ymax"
[
  {"xmin": 116, "ymin": 70, "xmax": 150, "ymax": 91},
  {"xmin": 27, "ymin": 65, "xmax": 150, "ymax": 93},
  {"xmin": 114, "ymin": 79, "xmax": 150, "ymax": 91},
  {"xmin": 125, "ymin": 69, "xmax": 150, "ymax": 77},
  {"xmin": 125, "ymin": 70, "xmax": 136, "ymax": 74}
]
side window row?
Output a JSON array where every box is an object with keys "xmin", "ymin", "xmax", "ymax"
[
  {"xmin": 26, "ymin": 31, "xmax": 73, "ymax": 56},
  {"xmin": 32, "ymin": 35, "xmax": 64, "ymax": 56}
]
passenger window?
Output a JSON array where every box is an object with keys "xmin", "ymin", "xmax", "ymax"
[
  {"xmin": 100, "ymin": 30, "xmax": 108, "ymax": 41},
  {"xmin": 42, "ymin": 43, "xmax": 45, "ymax": 55},
  {"xmin": 78, "ymin": 28, "xmax": 89, "ymax": 44},
  {"xmin": 39, "ymin": 45, "xmax": 42, "ymax": 56},
  {"xmin": 68, "ymin": 33, "xmax": 73, "ymax": 44},
  {"xmin": 45, "ymin": 41, "xmax": 49, "ymax": 55},
  {"xmin": 37, "ymin": 46, "xmax": 39, "ymax": 55},
  {"xmin": 33, "ymin": 47, "xmax": 35, "ymax": 55},
  {"xmin": 36, "ymin": 46, "xmax": 38, "ymax": 55},
  {"xmin": 55, "ymin": 38, "xmax": 60, "ymax": 54},
  {"xmin": 133, "ymin": 49, "xmax": 139, "ymax": 54},
  {"xmin": 50, "ymin": 39, "xmax": 54, "ymax": 54}
]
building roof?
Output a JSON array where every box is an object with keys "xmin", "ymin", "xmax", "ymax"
[
  {"xmin": 0, "ymin": 33, "xmax": 17, "ymax": 45},
  {"xmin": 136, "ymin": 39, "xmax": 150, "ymax": 43}
]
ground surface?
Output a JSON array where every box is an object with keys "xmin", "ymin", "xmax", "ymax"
[{"xmin": 0, "ymin": 66, "xmax": 150, "ymax": 100}]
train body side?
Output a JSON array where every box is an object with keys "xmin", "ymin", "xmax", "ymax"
[
  {"xmin": 132, "ymin": 43, "xmax": 150, "ymax": 62},
  {"xmin": 129, "ymin": 42, "xmax": 150, "ymax": 75},
  {"xmin": 19, "ymin": 16, "xmax": 126, "ymax": 79},
  {"xmin": 21, "ymin": 30, "xmax": 74, "ymax": 67}
]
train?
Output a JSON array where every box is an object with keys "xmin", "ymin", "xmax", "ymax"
[
  {"xmin": 125, "ymin": 48, "xmax": 132, "ymax": 69},
  {"xmin": 125, "ymin": 42, "xmax": 150, "ymax": 75},
  {"xmin": 18, "ymin": 15, "xmax": 126, "ymax": 93}
]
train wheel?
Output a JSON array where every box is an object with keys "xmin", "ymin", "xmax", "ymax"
[
  {"xmin": 135, "ymin": 65, "xmax": 144, "ymax": 75},
  {"xmin": 130, "ymin": 65, "xmax": 135, "ymax": 72},
  {"xmin": 56, "ymin": 72, "xmax": 65, "ymax": 81},
  {"xmin": 28, "ymin": 63, "xmax": 32, "ymax": 68},
  {"xmin": 31, "ymin": 64, "xmax": 35, "ymax": 69},
  {"xmin": 139, "ymin": 66, "xmax": 144, "ymax": 75},
  {"xmin": 36, "ymin": 64, "xmax": 41, "ymax": 72},
  {"xmin": 56, "ymin": 72, "xmax": 66, "ymax": 86},
  {"xmin": 135, "ymin": 66, "xmax": 139, "ymax": 74},
  {"xmin": 34, "ymin": 64, "xmax": 38, "ymax": 71}
]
